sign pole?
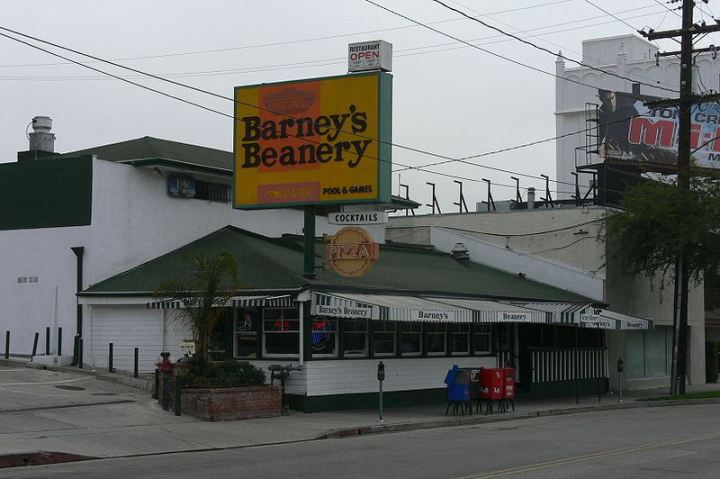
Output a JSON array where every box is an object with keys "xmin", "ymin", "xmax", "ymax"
[{"xmin": 303, "ymin": 205, "xmax": 316, "ymax": 279}]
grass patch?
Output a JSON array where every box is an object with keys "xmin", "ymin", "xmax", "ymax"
[{"xmin": 641, "ymin": 390, "xmax": 720, "ymax": 401}]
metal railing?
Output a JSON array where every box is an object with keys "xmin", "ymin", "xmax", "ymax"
[{"xmin": 531, "ymin": 347, "xmax": 608, "ymax": 383}]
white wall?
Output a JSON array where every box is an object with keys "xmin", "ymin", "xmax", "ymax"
[{"xmin": 0, "ymin": 158, "xmax": 348, "ymax": 355}]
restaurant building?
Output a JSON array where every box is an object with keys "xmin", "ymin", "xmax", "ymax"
[{"xmin": 78, "ymin": 225, "xmax": 651, "ymax": 411}]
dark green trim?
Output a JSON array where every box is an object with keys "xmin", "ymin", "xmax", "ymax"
[
  {"xmin": 288, "ymin": 387, "xmax": 448, "ymax": 413},
  {"xmin": 0, "ymin": 156, "xmax": 92, "ymax": 230}
]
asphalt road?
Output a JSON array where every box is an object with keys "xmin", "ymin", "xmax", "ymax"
[{"xmin": 3, "ymin": 403, "xmax": 719, "ymax": 478}]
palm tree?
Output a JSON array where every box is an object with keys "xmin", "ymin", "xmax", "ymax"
[{"xmin": 154, "ymin": 252, "xmax": 238, "ymax": 364}]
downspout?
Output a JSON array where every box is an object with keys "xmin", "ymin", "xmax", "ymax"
[{"xmin": 71, "ymin": 247, "xmax": 84, "ymax": 364}]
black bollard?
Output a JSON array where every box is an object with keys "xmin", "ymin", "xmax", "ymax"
[
  {"xmin": 32, "ymin": 332, "xmax": 39, "ymax": 358},
  {"xmin": 4, "ymin": 331, "xmax": 9, "ymax": 359},
  {"xmin": 134, "ymin": 347, "xmax": 139, "ymax": 378},
  {"xmin": 57, "ymin": 327, "xmax": 63, "ymax": 356},
  {"xmin": 72, "ymin": 335, "xmax": 80, "ymax": 366},
  {"xmin": 153, "ymin": 368, "xmax": 159, "ymax": 400},
  {"xmin": 174, "ymin": 377, "xmax": 182, "ymax": 416},
  {"xmin": 108, "ymin": 343, "xmax": 114, "ymax": 373},
  {"xmin": 45, "ymin": 327, "xmax": 50, "ymax": 355}
]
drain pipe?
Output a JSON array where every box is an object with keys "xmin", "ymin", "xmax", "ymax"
[{"xmin": 71, "ymin": 247, "xmax": 84, "ymax": 365}]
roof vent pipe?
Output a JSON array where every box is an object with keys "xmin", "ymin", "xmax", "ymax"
[
  {"xmin": 450, "ymin": 242, "xmax": 470, "ymax": 264},
  {"xmin": 527, "ymin": 187, "xmax": 536, "ymax": 209},
  {"xmin": 28, "ymin": 116, "xmax": 55, "ymax": 153}
]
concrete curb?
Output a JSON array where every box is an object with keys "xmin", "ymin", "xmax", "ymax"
[{"xmin": 318, "ymin": 397, "xmax": 720, "ymax": 439}]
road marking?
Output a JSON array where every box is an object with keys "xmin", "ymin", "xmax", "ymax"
[
  {"xmin": 0, "ymin": 377, "xmax": 92, "ymax": 387},
  {"xmin": 0, "ymin": 369, "xmax": 27, "ymax": 372},
  {"xmin": 465, "ymin": 431, "xmax": 720, "ymax": 478}
]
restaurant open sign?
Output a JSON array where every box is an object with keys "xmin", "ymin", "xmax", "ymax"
[{"xmin": 233, "ymin": 72, "xmax": 392, "ymax": 209}]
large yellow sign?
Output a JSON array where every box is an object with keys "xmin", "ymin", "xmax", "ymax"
[{"xmin": 233, "ymin": 72, "xmax": 392, "ymax": 209}]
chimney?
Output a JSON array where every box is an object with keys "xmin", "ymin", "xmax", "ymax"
[
  {"xmin": 450, "ymin": 243, "xmax": 470, "ymax": 264},
  {"xmin": 28, "ymin": 116, "xmax": 55, "ymax": 153},
  {"xmin": 527, "ymin": 187, "xmax": 536, "ymax": 209}
]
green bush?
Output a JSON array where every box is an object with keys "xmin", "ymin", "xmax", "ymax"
[
  {"xmin": 181, "ymin": 360, "xmax": 266, "ymax": 388},
  {"xmin": 706, "ymin": 342, "xmax": 719, "ymax": 383}
]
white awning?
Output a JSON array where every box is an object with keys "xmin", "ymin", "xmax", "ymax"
[
  {"xmin": 516, "ymin": 302, "xmax": 653, "ymax": 330},
  {"xmin": 428, "ymin": 297, "xmax": 550, "ymax": 323},
  {"xmin": 312, "ymin": 292, "xmax": 472, "ymax": 322},
  {"xmin": 514, "ymin": 302, "xmax": 593, "ymax": 324},
  {"xmin": 147, "ymin": 294, "xmax": 293, "ymax": 310},
  {"xmin": 582, "ymin": 308, "xmax": 654, "ymax": 330}
]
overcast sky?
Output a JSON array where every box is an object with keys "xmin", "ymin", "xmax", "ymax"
[{"xmin": 0, "ymin": 0, "xmax": 706, "ymax": 213}]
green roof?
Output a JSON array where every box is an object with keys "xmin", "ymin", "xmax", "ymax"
[
  {"xmin": 60, "ymin": 136, "xmax": 233, "ymax": 173},
  {"xmin": 82, "ymin": 226, "xmax": 591, "ymax": 303}
]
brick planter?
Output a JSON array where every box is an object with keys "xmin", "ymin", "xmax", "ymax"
[{"xmin": 181, "ymin": 386, "xmax": 282, "ymax": 421}]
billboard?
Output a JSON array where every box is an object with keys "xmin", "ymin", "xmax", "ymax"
[
  {"xmin": 597, "ymin": 89, "xmax": 720, "ymax": 171},
  {"xmin": 233, "ymin": 72, "xmax": 392, "ymax": 209}
]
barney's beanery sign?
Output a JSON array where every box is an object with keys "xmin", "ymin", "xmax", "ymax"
[{"xmin": 233, "ymin": 72, "xmax": 392, "ymax": 209}]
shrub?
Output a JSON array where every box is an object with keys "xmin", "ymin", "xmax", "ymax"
[
  {"xmin": 181, "ymin": 360, "xmax": 266, "ymax": 388},
  {"xmin": 706, "ymin": 342, "xmax": 719, "ymax": 383}
]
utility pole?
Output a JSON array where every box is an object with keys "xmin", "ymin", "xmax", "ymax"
[{"xmin": 642, "ymin": 0, "xmax": 720, "ymax": 395}]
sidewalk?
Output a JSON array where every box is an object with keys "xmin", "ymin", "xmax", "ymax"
[{"xmin": 2, "ymin": 359, "xmax": 719, "ymax": 463}]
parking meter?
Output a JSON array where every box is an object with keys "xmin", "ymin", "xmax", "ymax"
[{"xmin": 377, "ymin": 361, "xmax": 385, "ymax": 382}]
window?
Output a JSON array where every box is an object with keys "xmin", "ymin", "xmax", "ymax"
[
  {"xmin": 426, "ymin": 323, "xmax": 447, "ymax": 355},
  {"xmin": 626, "ymin": 326, "xmax": 672, "ymax": 379},
  {"xmin": 449, "ymin": 324, "xmax": 470, "ymax": 355},
  {"xmin": 234, "ymin": 308, "xmax": 259, "ymax": 358},
  {"xmin": 373, "ymin": 321, "xmax": 396, "ymax": 356},
  {"xmin": 473, "ymin": 324, "xmax": 492, "ymax": 354},
  {"xmin": 311, "ymin": 318, "xmax": 337, "ymax": 358},
  {"xmin": 400, "ymin": 322, "xmax": 422, "ymax": 356},
  {"xmin": 262, "ymin": 308, "xmax": 300, "ymax": 357},
  {"xmin": 343, "ymin": 319, "xmax": 368, "ymax": 357}
]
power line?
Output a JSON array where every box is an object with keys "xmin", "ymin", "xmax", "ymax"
[
  {"xmin": 0, "ymin": 25, "xmax": 626, "ymax": 199},
  {"xmin": 362, "ymin": 0, "xmax": 675, "ymax": 95},
  {"xmin": 0, "ymin": 7, "xmax": 673, "ymax": 84},
  {"xmin": 430, "ymin": 0, "xmax": 680, "ymax": 94},
  {"xmin": 0, "ymin": 0, "xmax": 575, "ymax": 70}
]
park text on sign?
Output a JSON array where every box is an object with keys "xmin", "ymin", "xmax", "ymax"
[
  {"xmin": 329, "ymin": 211, "xmax": 388, "ymax": 225},
  {"xmin": 348, "ymin": 40, "xmax": 393, "ymax": 72},
  {"xmin": 326, "ymin": 226, "xmax": 379, "ymax": 277},
  {"xmin": 233, "ymin": 72, "xmax": 392, "ymax": 209}
]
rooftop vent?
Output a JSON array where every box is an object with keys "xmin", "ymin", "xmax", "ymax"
[
  {"xmin": 450, "ymin": 243, "xmax": 470, "ymax": 264},
  {"xmin": 28, "ymin": 116, "xmax": 55, "ymax": 153}
]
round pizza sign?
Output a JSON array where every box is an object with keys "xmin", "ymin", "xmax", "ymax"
[{"xmin": 326, "ymin": 226, "xmax": 380, "ymax": 277}]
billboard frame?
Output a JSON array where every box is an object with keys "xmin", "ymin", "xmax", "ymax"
[{"xmin": 232, "ymin": 71, "xmax": 392, "ymax": 210}]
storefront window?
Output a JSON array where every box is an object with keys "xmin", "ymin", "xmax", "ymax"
[
  {"xmin": 234, "ymin": 308, "xmax": 259, "ymax": 358},
  {"xmin": 626, "ymin": 326, "xmax": 671, "ymax": 379},
  {"xmin": 426, "ymin": 323, "xmax": 447, "ymax": 355},
  {"xmin": 373, "ymin": 321, "xmax": 396, "ymax": 356},
  {"xmin": 311, "ymin": 318, "xmax": 337, "ymax": 357},
  {"xmin": 400, "ymin": 322, "xmax": 422, "ymax": 356},
  {"xmin": 449, "ymin": 323, "xmax": 470, "ymax": 355},
  {"xmin": 263, "ymin": 307, "xmax": 299, "ymax": 357},
  {"xmin": 343, "ymin": 319, "xmax": 368, "ymax": 357},
  {"xmin": 473, "ymin": 324, "xmax": 492, "ymax": 354}
]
